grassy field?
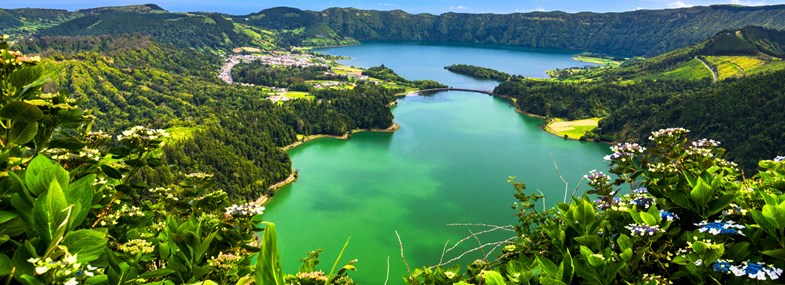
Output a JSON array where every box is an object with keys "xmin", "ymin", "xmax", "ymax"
[
  {"xmin": 283, "ymin": 91, "xmax": 314, "ymax": 100},
  {"xmin": 166, "ymin": 126, "xmax": 201, "ymax": 143},
  {"xmin": 704, "ymin": 56, "xmax": 766, "ymax": 79},
  {"xmin": 545, "ymin": 118, "xmax": 601, "ymax": 139},
  {"xmin": 573, "ymin": 55, "xmax": 623, "ymax": 68},
  {"xmin": 639, "ymin": 59, "xmax": 713, "ymax": 81}
]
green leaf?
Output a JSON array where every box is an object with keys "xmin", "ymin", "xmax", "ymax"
[
  {"xmin": 256, "ymin": 222, "xmax": 284, "ymax": 285},
  {"xmin": 100, "ymin": 165, "xmax": 123, "ymax": 180},
  {"xmin": 0, "ymin": 253, "xmax": 11, "ymax": 276},
  {"xmin": 483, "ymin": 271, "xmax": 508, "ymax": 285},
  {"xmin": 25, "ymin": 155, "xmax": 69, "ymax": 197},
  {"xmin": 0, "ymin": 210, "xmax": 19, "ymax": 225},
  {"xmin": 63, "ymin": 230, "xmax": 107, "ymax": 263},
  {"xmin": 9, "ymin": 121, "xmax": 38, "ymax": 145},
  {"xmin": 8, "ymin": 65, "xmax": 49, "ymax": 96},
  {"xmin": 66, "ymin": 175, "xmax": 95, "ymax": 229},
  {"xmin": 640, "ymin": 212, "xmax": 657, "ymax": 226},
  {"xmin": 536, "ymin": 257, "xmax": 559, "ymax": 277},
  {"xmin": 48, "ymin": 138, "xmax": 87, "ymax": 150},
  {"xmin": 689, "ymin": 178, "xmax": 713, "ymax": 210},
  {"xmin": 762, "ymin": 249, "xmax": 785, "ymax": 260},
  {"xmin": 32, "ymin": 180, "xmax": 70, "ymax": 244},
  {"xmin": 0, "ymin": 101, "xmax": 43, "ymax": 122}
]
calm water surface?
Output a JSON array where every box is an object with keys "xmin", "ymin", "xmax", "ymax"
[{"xmin": 263, "ymin": 42, "xmax": 608, "ymax": 283}]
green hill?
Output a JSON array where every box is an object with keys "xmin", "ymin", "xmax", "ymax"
[
  {"xmin": 239, "ymin": 5, "xmax": 785, "ymax": 56},
  {"xmin": 555, "ymin": 26, "xmax": 785, "ymax": 81}
]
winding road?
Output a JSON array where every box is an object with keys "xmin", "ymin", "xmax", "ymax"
[{"xmin": 695, "ymin": 56, "xmax": 718, "ymax": 83}]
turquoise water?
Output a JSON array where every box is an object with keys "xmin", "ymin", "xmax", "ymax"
[{"xmin": 263, "ymin": 42, "xmax": 608, "ymax": 283}]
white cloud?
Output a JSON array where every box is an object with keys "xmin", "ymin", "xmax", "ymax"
[
  {"xmin": 668, "ymin": 1, "xmax": 693, "ymax": 8},
  {"xmin": 449, "ymin": 5, "xmax": 469, "ymax": 10},
  {"xmin": 729, "ymin": 0, "xmax": 768, "ymax": 6}
]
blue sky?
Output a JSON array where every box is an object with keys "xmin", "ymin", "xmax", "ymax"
[{"xmin": 2, "ymin": 0, "xmax": 784, "ymax": 15}]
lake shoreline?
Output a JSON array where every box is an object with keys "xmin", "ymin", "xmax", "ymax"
[{"xmin": 255, "ymin": 122, "xmax": 400, "ymax": 206}]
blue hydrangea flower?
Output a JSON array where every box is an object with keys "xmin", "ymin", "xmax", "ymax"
[
  {"xmin": 595, "ymin": 197, "xmax": 622, "ymax": 211},
  {"xmin": 695, "ymin": 220, "xmax": 745, "ymax": 236},
  {"xmin": 729, "ymin": 261, "xmax": 783, "ymax": 281},
  {"xmin": 633, "ymin": 187, "xmax": 648, "ymax": 195},
  {"xmin": 711, "ymin": 259, "xmax": 733, "ymax": 274},
  {"xmin": 630, "ymin": 197, "xmax": 654, "ymax": 210},
  {"xmin": 659, "ymin": 210, "xmax": 679, "ymax": 221}
]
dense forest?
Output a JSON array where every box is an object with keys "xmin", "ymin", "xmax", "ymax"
[
  {"xmin": 237, "ymin": 5, "xmax": 785, "ymax": 56},
  {"xmin": 231, "ymin": 63, "xmax": 343, "ymax": 91},
  {"xmin": 12, "ymin": 35, "xmax": 396, "ymax": 202},
  {"xmin": 5, "ymin": 5, "xmax": 785, "ymax": 55},
  {"xmin": 445, "ymin": 64, "xmax": 514, "ymax": 81},
  {"xmin": 494, "ymin": 27, "xmax": 785, "ymax": 171}
]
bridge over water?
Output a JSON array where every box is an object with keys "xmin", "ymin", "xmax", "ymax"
[{"xmin": 414, "ymin": 88, "xmax": 497, "ymax": 96}]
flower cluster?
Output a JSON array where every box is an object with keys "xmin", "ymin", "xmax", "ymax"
[
  {"xmin": 649, "ymin": 128, "xmax": 689, "ymax": 140},
  {"xmin": 584, "ymin": 170, "xmax": 610, "ymax": 187},
  {"xmin": 659, "ymin": 210, "xmax": 679, "ymax": 221},
  {"xmin": 43, "ymin": 148, "xmax": 101, "ymax": 163},
  {"xmin": 711, "ymin": 259, "xmax": 733, "ymax": 274},
  {"xmin": 118, "ymin": 239, "xmax": 155, "ymax": 255},
  {"xmin": 641, "ymin": 273, "xmax": 673, "ymax": 285},
  {"xmin": 117, "ymin": 126, "xmax": 169, "ymax": 143},
  {"xmin": 149, "ymin": 187, "xmax": 179, "ymax": 202},
  {"xmin": 774, "ymin": 156, "xmax": 785, "ymax": 162},
  {"xmin": 686, "ymin": 146, "xmax": 713, "ymax": 158},
  {"xmin": 99, "ymin": 204, "xmax": 145, "ymax": 226},
  {"xmin": 691, "ymin": 139, "xmax": 720, "ymax": 148},
  {"xmin": 28, "ymin": 253, "xmax": 102, "ymax": 285},
  {"xmin": 630, "ymin": 196, "xmax": 654, "ymax": 210},
  {"xmin": 712, "ymin": 260, "xmax": 783, "ymax": 281},
  {"xmin": 85, "ymin": 131, "xmax": 112, "ymax": 146},
  {"xmin": 625, "ymin": 224, "xmax": 663, "ymax": 236},
  {"xmin": 595, "ymin": 197, "xmax": 622, "ymax": 211},
  {"xmin": 604, "ymin": 143, "xmax": 645, "ymax": 162},
  {"xmin": 295, "ymin": 271, "xmax": 328, "ymax": 282},
  {"xmin": 208, "ymin": 252, "xmax": 243, "ymax": 270},
  {"xmin": 695, "ymin": 220, "xmax": 745, "ymax": 236},
  {"xmin": 647, "ymin": 162, "xmax": 677, "ymax": 174},
  {"xmin": 186, "ymin": 172, "xmax": 214, "ymax": 179},
  {"xmin": 722, "ymin": 203, "xmax": 748, "ymax": 217},
  {"xmin": 225, "ymin": 203, "xmax": 265, "ymax": 217}
]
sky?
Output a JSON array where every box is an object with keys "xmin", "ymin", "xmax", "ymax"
[{"xmin": 2, "ymin": 0, "xmax": 784, "ymax": 15}]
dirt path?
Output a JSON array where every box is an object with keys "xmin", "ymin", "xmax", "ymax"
[{"xmin": 695, "ymin": 56, "xmax": 718, "ymax": 83}]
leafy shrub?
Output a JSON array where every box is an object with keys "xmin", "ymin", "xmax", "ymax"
[{"xmin": 406, "ymin": 127, "xmax": 785, "ymax": 284}]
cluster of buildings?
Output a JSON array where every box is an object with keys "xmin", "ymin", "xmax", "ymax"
[{"xmin": 218, "ymin": 53, "xmax": 328, "ymax": 85}]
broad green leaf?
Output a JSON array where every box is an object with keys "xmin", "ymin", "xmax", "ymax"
[
  {"xmin": 100, "ymin": 165, "xmax": 124, "ymax": 180},
  {"xmin": 539, "ymin": 277, "xmax": 567, "ymax": 285},
  {"xmin": 66, "ymin": 175, "xmax": 95, "ymax": 229},
  {"xmin": 137, "ymin": 269, "xmax": 176, "ymax": 280},
  {"xmin": 536, "ymin": 257, "xmax": 559, "ymax": 277},
  {"xmin": 762, "ymin": 204, "xmax": 785, "ymax": 230},
  {"xmin": 32, "ymin": 180, "xmax": 70, "ymax": 244},
  {"xmin": 0, "ymin": 253, "xmax": 11, "ymax": 276},
  {"xmin": 63, "ymin": 230, "xmax": 107, "ymax": 263},
  {"xmin": 689, "ymin": 179, "xmax": 713, "ymax": 210},
  {"xmin": 26, "ymin": 160, "xmax": 69, "ymax": 198},
  {"xmin": 482, "ymin": 270, "xmax": 508, "ymax": 285},
  {"xmin": 0, "ymin": 210, "xmax": 18, "ymax": 224},
  {"xmin": 9, "ymin": 65, "xmax": 50, "ymax": 98},
  {"xmin": 0, "ymin": 101, "xmax": 43, "ymax": 122},
  {"xmin": 8, "ymin": 121, "xmax": 38, "ymax": 145},
  {"xmin": 762, "ymin": 249, "xmax": 785, "ymax": 260},
  {"xmin": 256, "ymin": 222, "xmax": 284, "ymax": 285},
  {"xmin": 640, "ymin": 212, "xmax": 657, "ymax": 226},
  {"xmin": 727, "ymin": 242, "xmax": 751, "ymax": 261}
]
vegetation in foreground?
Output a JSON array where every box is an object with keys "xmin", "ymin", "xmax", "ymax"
[
  {"xmin": 444, "ymin": 64, "xmax": 516, "ymax": 82},
  {"xmin": 0, "ymin": 36, "xmax": 360, "ymax": 285},
  {"xmin": 405, "ymin": 128, "xmax": 785, "ymax": 284}
]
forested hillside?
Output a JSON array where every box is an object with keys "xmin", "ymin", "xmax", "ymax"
[
  {"xmin": 240, "ymin": 5, "xmax": 785, "ymax": 56},
  {"xmin": 13, "ymin": 35, "xmax": 396, "ymax": 202},
  {"xmin": 494, "ymin": 26, "xmax": 785, "ymax": 171}
]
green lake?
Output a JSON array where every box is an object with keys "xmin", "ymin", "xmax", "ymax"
[{"xmin": 263, "ymin": 42, "xmax": 609, "ymax": 283}]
